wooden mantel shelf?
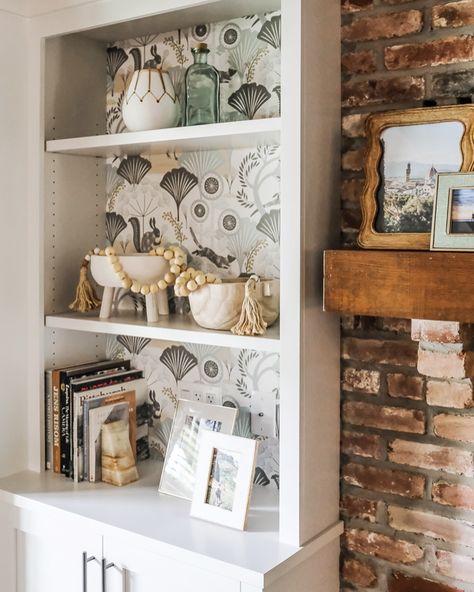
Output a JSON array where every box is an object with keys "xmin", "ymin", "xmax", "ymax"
[{"xmin": 324, "ymin": 250, "xmax": 474, "ymax": 322}]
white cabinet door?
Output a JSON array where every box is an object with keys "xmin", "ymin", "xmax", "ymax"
[
  {"xmin": 103, "ymin": 534, "xmax": 240, "ymax": 592},
  {"xmin": 16, "ymin": 507, "xmax": 102, "ymax": 592},
  {"xmin": 0, "ymin": 501, "xmax": 16, "ymax": 592}
]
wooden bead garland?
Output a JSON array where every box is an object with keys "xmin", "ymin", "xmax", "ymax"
[
  {"xmin": 83, "ymin": 245, "xmax": 188, "ymax": 296},
  {"xmin": 174, "ymin": 268, "xmax": 222, "ymax": 298}
]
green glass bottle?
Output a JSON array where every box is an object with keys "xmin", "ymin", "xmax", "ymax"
[{"xmin": 185, "ymin": 43, "xmax": 220, "ymax": 126}]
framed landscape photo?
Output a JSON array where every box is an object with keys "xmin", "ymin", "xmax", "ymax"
[
  {"xmin": 358, "ymin": 105, "xmax": 474, "ymax": 250},
  {"xmin": 431, "ymin": 172, "xmax": 474, "ymax": 251},
  {"xmin": 159, "ymin": 399, "xmax": 237, "ymax": 501},
  {"xmin": 191, "ymin": 432, "xmax": 258, "ymax": 531}
]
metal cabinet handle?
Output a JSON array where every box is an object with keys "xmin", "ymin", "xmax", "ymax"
[
  {"xmin": 102, "ymin": 558, "xmax": 126, "ymax": 592},
  {"xmin": 82, "ymin": 552, "xmax": 97, "ymax": 592}
]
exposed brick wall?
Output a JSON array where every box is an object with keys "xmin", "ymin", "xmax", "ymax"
[
  {"xmin": 340, "ymin": 317, "xmax": 474, "ymax": 591},
  {"xmin": 340, "ymin": 3, "xmax": 474, "ymax": 590},
  {"xmin": 341, "ymin": 0, "xmax": 474, "ymax": 247}
]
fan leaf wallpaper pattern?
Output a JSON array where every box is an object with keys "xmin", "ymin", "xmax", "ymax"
[
  {"xmin": 113, "ymin": 337, "xmax": 280, "ymax": 488},
  {"xmin": 104, "ymin": 13, "xmax": 281, "ymax": 487},
  {"xmin": 106, "ymin": 12, "xmax": 281, "ymax": 132}
]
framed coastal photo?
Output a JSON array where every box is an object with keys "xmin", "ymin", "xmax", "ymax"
[
  {"xmin": 358, "ymin": 105, "xmax": 474, "ymax": 250},
  {"xmin": 431, "ymin": 172, "xmax": 474, "ymax": 251},
  {"xmin": 158, "ymin": 399, "xmax": 237, "ymax": 501},
  {"xmin": 191, "ymin": 432, "xmax": 258, "ymax": 531}
]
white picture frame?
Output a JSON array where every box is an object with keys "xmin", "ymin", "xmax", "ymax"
[
  {"xmin": 191, "ymin": 432, "xmax": 258, "ymax": 531},
  {"xmin": 431, "ymin": 172, "xmax": 474, "ymax": 251},
  {"xmin": 159, "ymin": 399, "xmax": 237, "ymax": 501}
]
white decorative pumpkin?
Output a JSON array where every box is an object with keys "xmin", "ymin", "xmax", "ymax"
[
  {"xmin": 188, "ymin": 278, "xmax": 280, "ymax": 331},
  {"xmin": 122, "ymin": 69, "xmax": 179, "ymax": 132}
]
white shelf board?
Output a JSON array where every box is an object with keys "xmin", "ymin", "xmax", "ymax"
[
  {"xmin": 45, "ymin": 311, "xmax": 280, "ymax": 352},
  {"xmin": 0, "ymin": 461, "xmax": 342, "ymax": 586},
  {"xmin": 45, "ymin": 118, "xmax": 281, "ymax": 157}
]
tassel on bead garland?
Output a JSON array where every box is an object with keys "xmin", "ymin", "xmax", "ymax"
[
  {"xmin": 231, "ymin": 275, "xmax": 268, "ymax": 336},
  {"xmin": 69, "ymin": 259, "xmax": 101, "ymax": 313}
]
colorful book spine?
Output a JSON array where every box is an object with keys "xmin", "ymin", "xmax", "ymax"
[
  {"xmin": 59, "ymin": 370, "xmax": 72, "ymax": 475},
  {"xmin": 52, "ymin": 369, "xmax": 61, "ymax": 473},
  {"xmin": 44, "ymin": 370, "xmax": 53, "ymax": 470}
]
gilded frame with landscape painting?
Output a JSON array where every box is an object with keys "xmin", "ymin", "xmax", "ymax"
[{"xmin": 358, "ymin": 105, "xmax": 474, "ymax": 250}]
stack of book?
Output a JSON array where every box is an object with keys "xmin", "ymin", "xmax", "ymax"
[{"xmin": 44, "ymin": 359, "xmax": 148, "ymax": 483}]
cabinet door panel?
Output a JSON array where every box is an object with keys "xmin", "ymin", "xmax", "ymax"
[
  {"xmin": 104, "ymin": 535, "xmax": 240, "ymax": 592},
  {"xmin": 16, "ymin": 508, "xmax": 102, "ymax": 592},
  {"xmin": 0, "ymin": 501, "xmax": 16, "ymax": 592}
]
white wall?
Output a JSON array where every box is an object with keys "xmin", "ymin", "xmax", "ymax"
[
  {"xmin": 0, "ymin": 0, "xmax": 94, "ymax": 17},
  {"xmin": 0, "ymin": 10, "xmax": 28, "ymax": 476}
]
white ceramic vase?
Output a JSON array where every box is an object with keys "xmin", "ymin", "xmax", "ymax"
[
  {"xmin": 188, "ymin": 278, "xmax": 280, "ymax": 331},
  {"xmin": 90, "ymin": 254, "xmax": 170, "ymax": 323},
  {"xmin": 122, "ymin": 69, "xmax": 179, "ymax": 132}
]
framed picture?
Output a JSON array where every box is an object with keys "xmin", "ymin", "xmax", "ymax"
[
  {"xmin": 358, "ymin": 105, "xmax": 474, "ymax": 250},
  {"xmin": 158, "ymin": 399, "xmax": 237, "ymax": 501},
  {"xmin": 191, "ymin": 432, "xmax": 258, "ymax": 531},
  {"xmin": 431, "ymin": 172, "xmax": 474, "ymax": 251}
]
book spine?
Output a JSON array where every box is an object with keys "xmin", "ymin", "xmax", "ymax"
[
  {"xmin": 44, "ymin": 370, "xmax": 53, "ymax": 470},
  {"xmin": 68, "ymin": 379, "xmax": 74, "ymax": 479},
  {"xmin": 59, "ymin": 372, "xmax": 71, "ymax": 476},
  {"xmin": 52, "ymin": 370, "xmax": 61, "ymax": 473}
]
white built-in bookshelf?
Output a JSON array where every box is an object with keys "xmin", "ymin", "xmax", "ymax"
[{"xmin": 0, "ymin": 0, "xmax": 341, "ymax": 590}]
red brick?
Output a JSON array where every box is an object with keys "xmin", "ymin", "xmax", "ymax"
[
  {"xmin": 345, "ymin": 528, "xmax": 424, "ymax": 564},
  {"xmin": 341, "ymin": 494, "xmax": 379, "ymax": 522},
  {"xmin": 389, "ymin": 572, "xmax": 463, "ymax": 592},
  {"xmin": 387, "ymin": 374, "xmax": 424, "ymax": 400},
  {"xmin": 342, "ymin": 50, "xmax": 377, "ymax": 75},
  {"xmin": 343, "ymin": 462, "xmax": 425, "ymax": 498},
  {"xmin": 433, "ymin": 1, "xmax": 474, "ymax": 29},
  {"xmin": 341, "ymin": 0, "xmax": 373, "ymax": 12},
  {"xmin": 411, "ymin": 320, "xmax": 474, "ymax": 344},
  {"xmin": 342, "ymin": 147, "xmax": 365, "ymax": 171},
  {"xmin": 388, "ymin": 506, "xmax": 474, "ymax": 548},
  {"xmin": 433, "ymin": 413, "xmax": 474, "ymax": 443},
  {"xmin": 418, "ymin": 347, "xmax": 474, "ymax": 379},
  {"xmin": 343, "ymin": 401, "xmax": 425, "ymax": 433},
  {"xmin": 433, "ymin": 481, "xmax": 474, "ymax": 511},
  {"xmin": 341, "ymin": 207, "xmax": 362, "ymax": 232},
  {"xmin": 342, "ymin": 76, "xmax": 425, "ymax": 107},
  {"xmin": 342, "ymin": 337, "xmax": 418, "ymax": 366},
  {"xmin": 342, "ymin": 10, "xmax": 423, "ymax": 42},
  {"xmin": 427, "ymin": 380, "xmax": 473, "ymax": 408},
  {"xmin": 343, "ymin": 368, "xmax": 380, "ymax": 394},
  {"xmin": 388, "ymin": 439, "xmax": 473, "ymax": 475},
  {"xmin": 437, "ymin": 550, "xmax": 474, "ymax": 584},
  {"xmin": 343, "ymin": 558, "xmax": 377, "ymax": 587},
  {"xmin": 385, "ymin": 36, "xmax": 474, "ymax": 70},
  {"xmin": 342, "ymin": 430, "xmax": 384, "ymax": 459},
  {"xmin": 342, "ymin": 114, "xmax": 368, "ymax": 139}
]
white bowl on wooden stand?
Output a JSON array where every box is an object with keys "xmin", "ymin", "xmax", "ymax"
[
  {"xmin": 90, "ymin": 254, "xmax": 170, "ymax": 323},
  {"xmin": 188, "ymin": 278, "xmax": 280, "ymax": 331}
]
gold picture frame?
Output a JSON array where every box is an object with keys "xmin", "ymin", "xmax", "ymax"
[{"xmin": 358, "ymin": 105, "xmax": 474, "ymax": 250}]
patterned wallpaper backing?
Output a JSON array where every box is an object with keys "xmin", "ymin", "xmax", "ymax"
[
  {"xmin": 106, "ymin": 12, "xmax": 281, "ymax": 132},
  {"xmin": 104, "ymin": 12, "xmax": 281, "ymax": 488}
]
